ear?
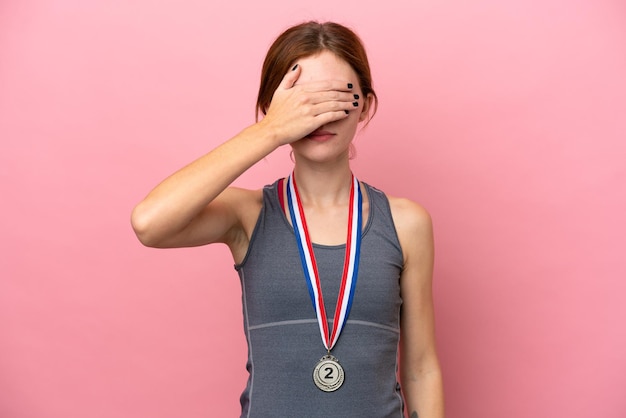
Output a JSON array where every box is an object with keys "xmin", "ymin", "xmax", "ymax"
[{"xmin": 358, "ymin": 93, "xmax": 375, "ymax": 123}]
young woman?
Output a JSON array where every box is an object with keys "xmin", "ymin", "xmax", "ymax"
[{"xmin": 131, "ymin": 21, "xmax": 444, "ymax": 418}]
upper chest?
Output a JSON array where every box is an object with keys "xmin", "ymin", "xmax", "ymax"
[
  {"xmin": 299, "ymin": 204, "xmax": 370, "ymax": 245},
  {"xmin": 279, "ymin": 181, "xmax": 371, "ymax": 246}
]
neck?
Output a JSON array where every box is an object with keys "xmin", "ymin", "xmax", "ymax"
[{"xmin": 292, "ymin": 162, "xmax": 353, "ymax": 207}]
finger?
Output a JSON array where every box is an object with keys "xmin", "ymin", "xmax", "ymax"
[
  {"xmin": 307, "ymin": 90, "xmax": 360, "ymax": 106},
  {"xmin": 310, "ymin": 97, "xmax": 360, "ymax": 116},
  {"xmin": 313, "ymin": 110, "xmax": 351, "ymax": 126},
  {"xmin": 279, "ymin": 63, "xmax": 302, "ymax": 90},
  {"xmin": 301, "ymin": 80, "xmax": 355, "ymax": 93}
]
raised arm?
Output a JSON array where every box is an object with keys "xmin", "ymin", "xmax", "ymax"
[
  {"xmin": 390, "ymin": 197, "xmax": 444, "ymax": 418},
  {"xmin": 131, "ymin": 64, "xmax": 357, "ymax": 257}
]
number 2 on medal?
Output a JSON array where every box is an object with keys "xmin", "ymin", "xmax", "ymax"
[{"xmin": 324, "ymin": 367, "xmax": 334, "ymax": 380}]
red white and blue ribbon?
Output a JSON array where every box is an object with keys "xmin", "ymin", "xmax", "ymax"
[{"xmin": 286, "ymin": 172, "xmax": 362, "ymax": 352}]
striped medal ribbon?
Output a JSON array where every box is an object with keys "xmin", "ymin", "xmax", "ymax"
[{"xmin": 286, "ymin": 172, "xmax": 363, "ymax": 392}]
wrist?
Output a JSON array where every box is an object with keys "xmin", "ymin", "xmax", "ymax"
[{"xmin": 240, "ymin": 121, "xmax": 282, "ymax": 153}]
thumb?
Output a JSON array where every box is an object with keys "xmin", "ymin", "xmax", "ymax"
[{"xmin": 279, "ymin": 63, "xmax": 301, "ymax": 90}]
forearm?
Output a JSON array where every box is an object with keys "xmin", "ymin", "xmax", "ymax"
[
  {"xmin": 131, "ymin": 64, "xmax": 356, "ymax": 246},
  {"xmin": 131, "ymin": 122, "xmax": 279, "ymax": 245},
  {"xmin": 402, "ymin": 367, "xmax": 445, "ymax": 418}
]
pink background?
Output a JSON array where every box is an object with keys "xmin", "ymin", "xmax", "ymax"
[{"xmin": 1, "ymin": 0, "xmax": 625, "ymax": 417}]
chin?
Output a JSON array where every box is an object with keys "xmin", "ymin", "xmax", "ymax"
[{"xmin": 294, "ymin": 148, "xmax": 350, "ymax": 164}]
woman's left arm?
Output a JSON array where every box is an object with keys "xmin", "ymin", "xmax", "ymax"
[{"xmin": 390, "ymin": 197, "xmax": 445, "ymax": 418}]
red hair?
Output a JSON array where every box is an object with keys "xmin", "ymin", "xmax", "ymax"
[{"xmin": 256, "ymin": 21, "xmax": 378, "ymax": 120}]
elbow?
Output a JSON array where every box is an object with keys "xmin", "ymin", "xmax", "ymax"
[{"xmin": 130, "ymin": 203, "xmax": 163, "ymax": 247}]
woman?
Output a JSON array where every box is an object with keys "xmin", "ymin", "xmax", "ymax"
[{"xmin": 132, "ymin": 21, "xmax": 444, "ymax": 418}]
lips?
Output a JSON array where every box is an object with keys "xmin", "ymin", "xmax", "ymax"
[{"xmin": 306, "ymin": 129, "xmax": 336, "ymax": 141}]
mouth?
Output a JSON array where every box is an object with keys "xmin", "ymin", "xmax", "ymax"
[{"xmin": 305, "ymin": 130, "xmax": 336, "ymax": 142}]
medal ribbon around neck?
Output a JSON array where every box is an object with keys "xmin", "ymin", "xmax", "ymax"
[{"xmin": 286, "ymin": 172, "xmax": 363, "ymax": 352}]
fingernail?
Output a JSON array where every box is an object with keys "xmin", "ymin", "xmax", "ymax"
[
  {"xmin": 352, "ymin": 101, "xmax": 359, "ymax": 107},
  {"xmin": 344, "ymin": 110, "xmax": 349, "ymax": 114},
  {"xmin": 353, "ymin": 94, "xmax": 360, "ymax": 100},
  {"xmin": 347, "ymin": 83, "xmax": 353, "ymax": 89},
  {"xmin": 292, "ymin": 64, "xmax": 298, "ymax": 71}
]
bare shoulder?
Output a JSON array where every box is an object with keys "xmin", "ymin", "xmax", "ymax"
[
  {"xmin": 180, "ymin": 186, "xmax": 264, "ymax": 248},
  {"xmin": 387, "ymin": 196, "xmax": 433, "ymax": 237},
  {"xmin": 209, "ymin": 186, "xmax": 264, "ymax": 263},
  {"xmin": 217, "ymin": 186, "xmax": 264, "ymax": 236},
  {"xmin": 221, "ymin": 186, "xmax": 264, "ymax": 208},
  {"xmin": 387, "ymin": 196, "xmax": 434, "ymax": 264}
]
